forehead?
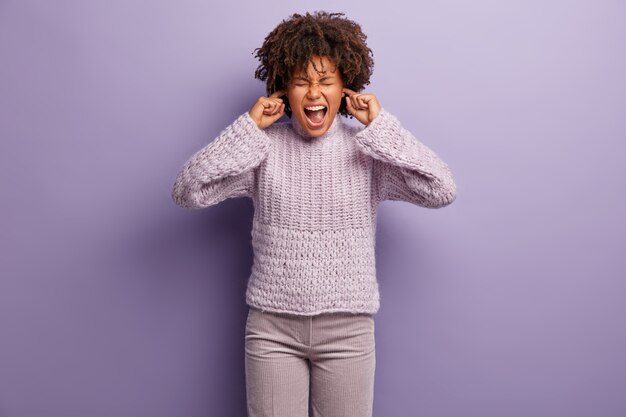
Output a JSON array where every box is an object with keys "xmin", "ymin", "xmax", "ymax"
[{"xmin": 292, "ymin": 56, "xmax": 339, "ymax": 79}]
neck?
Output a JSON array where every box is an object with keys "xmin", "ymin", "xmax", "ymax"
[{"xmin": 290, "ymin": 113, "xmax": 342, "ymax": 140}]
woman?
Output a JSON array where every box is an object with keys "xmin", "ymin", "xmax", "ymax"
[{"xmin": 172, "ymin": 10, "xmax": 457, "ymax": 417}]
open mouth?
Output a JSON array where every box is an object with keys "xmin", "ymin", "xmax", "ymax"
[{"xmin": 303, "ymin": 105, "xmax": 327, "ymax": 128}]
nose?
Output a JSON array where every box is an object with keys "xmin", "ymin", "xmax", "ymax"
[{"xmin": 306, "ymin": 83, "xmax": 321, "ymax": 99}]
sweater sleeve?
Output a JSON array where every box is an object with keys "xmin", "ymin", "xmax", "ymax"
[
  {"xmin": 171, "ymin": 111, "xmax": 271, "ymax": 209},
  {"xmin": 354, "ymin": 108, "xmax": 457, "ymax": 208}
]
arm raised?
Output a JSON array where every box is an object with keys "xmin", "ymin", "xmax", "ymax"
[
  {"xmin": 171, "ymin": 111, "xmax": 271, "ymax": 209},
  {"xmin": 354, "ymin": 108, "xmax": 457, "ymax": 208}
]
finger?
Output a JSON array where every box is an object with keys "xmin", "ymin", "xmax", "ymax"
[
  {"xmin": 269, "ymin": 97, "xmax": 284, "ymax": 105},
  {"xmin": 263, "ymin": 101, "xmax": 278, "ymax": 114},
  {"xmin": 261, "ymin": 96, "xmax": 283, "ymax": 106},
  {"xmin": 269, "ymin": 89, "xmax": 287, "ymax": 98},
  {"xmin": 352, "ymin": 95, "xmax": 365, "ymax": 110},
  {"xmin": 270, "ymin": 101, "xmax": 284, "ymax": 115},
  {"xmin": 348, "ymin": 94, "xmax": 359, "ymax": 108},
  {"xmin": 262, "ymin": 101, "xmax": 275, "ymax": 113},
  {"xmin": 342, "ymin": 87, "xmax": 358, "ymax": 96},
  {"xmin": 269, "ymin": 103, "xmax": 285, "ymax": 120},
  {"xmin": 345, "ymin": 96, "xmax": 358, "ymax": 115},
  {"xmin": 357, "ymin": 95, "xmax": 369, "ymax": 109}
]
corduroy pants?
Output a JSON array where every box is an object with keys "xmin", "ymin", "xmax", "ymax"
[{"xmin": 244, "ymin": 306, "xmax": 376, "ymax": 417}]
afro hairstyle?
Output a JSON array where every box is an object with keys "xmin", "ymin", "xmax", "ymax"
[{"xmin": 252, "ymin": 11, "xmax": 375, "ymax": 118}]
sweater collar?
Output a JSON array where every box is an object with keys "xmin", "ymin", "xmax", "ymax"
[{"xmin": 290, "ymin": 112, "xmax": 342, "ymax": 140}]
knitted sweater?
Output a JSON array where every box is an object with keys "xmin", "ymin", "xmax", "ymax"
[{"xmin": 172, "ymin": 108, "xmax": 457, "ymax": 316}]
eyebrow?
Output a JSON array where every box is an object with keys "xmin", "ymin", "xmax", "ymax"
[{"xmin": 294, "ymin": 75, "xmax": 336, "ymax": 82}]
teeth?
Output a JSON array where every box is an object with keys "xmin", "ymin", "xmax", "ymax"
[{"xmin": 305, "ymin": 105, "xmax": 326, "ymax": 111}]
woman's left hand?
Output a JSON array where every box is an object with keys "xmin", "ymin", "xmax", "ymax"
[{"xmin": 342, "ymin": 87, "xmax": 381, "ymax": 126}]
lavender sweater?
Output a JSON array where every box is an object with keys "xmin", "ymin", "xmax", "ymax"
[{"xmin": 172, "ymin": 108, "xmax": 457, "ymax": 316}]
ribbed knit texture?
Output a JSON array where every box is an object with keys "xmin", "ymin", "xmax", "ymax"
[{"xmin": 172, "ymin": 108, "xmax": 457, "ymax": 315}]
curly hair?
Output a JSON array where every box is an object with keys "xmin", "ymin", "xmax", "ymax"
[{"xmin": 252, "ymin": 11, "xmax": 375, "ymax": 118}]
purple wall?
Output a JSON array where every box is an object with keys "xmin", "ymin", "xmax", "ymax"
[{"xmin": 1, "ymin": 1, "xmax": 625, "ymax": 416}]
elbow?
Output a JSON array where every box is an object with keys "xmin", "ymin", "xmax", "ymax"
[
  {"xmin": 171, "ymin": 181, "xmax": 203, "ymax": 209},
  {"xmin": 401, "ymin": 164, "xmax": 457, "ymax": 209},
  {"xmin": 422, "ymin": 177, "xmax": 457, "ymax": 209},
  {"xmin": 433, "ymin": 187, "xmax": 457, "ymax": 208},
  {"xmin": 171, "ymin": 165, "xmax": 217, "ymax": 209},
  {"xmin": 171, "ymin": 187, "xmax": 194, "ymax": 209},
  {"xmin": 171, "ymin": 180, "xmax": 228, "ymax": 209},
  {"xmin": 432, "ymin": 168, "xmax": 457, "ymax": 208}
]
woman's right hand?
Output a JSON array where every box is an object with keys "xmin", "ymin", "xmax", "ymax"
[{"xmin": 248, "ymin": 90, "xmax": 287, "ymax": 129}]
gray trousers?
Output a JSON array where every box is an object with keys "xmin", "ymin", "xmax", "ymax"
[{"xmin": 244, "ymin": 306, "xmax": 376, "ymax": 417}]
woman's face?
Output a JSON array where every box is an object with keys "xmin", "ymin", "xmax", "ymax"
[{"xmin": 286, "ymin": 55, "xmax": 345, "ymax": 138}]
